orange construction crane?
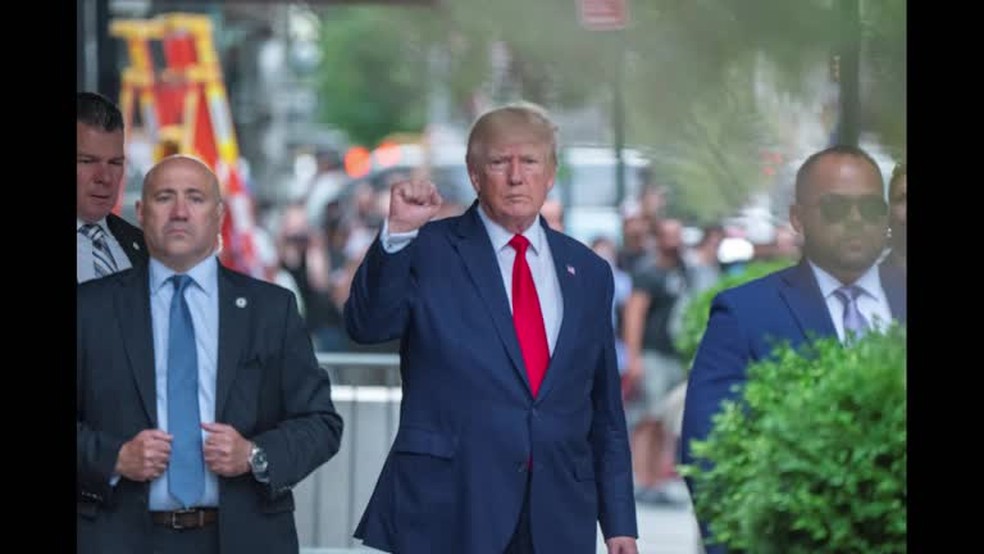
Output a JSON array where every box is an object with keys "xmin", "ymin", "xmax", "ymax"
[{"xmin": 112, "ymin": 12, "xmax": 263, "ymax": 279}]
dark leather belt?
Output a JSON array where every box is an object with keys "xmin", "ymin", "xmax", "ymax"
[{"xmin": 150, "ymin": 508, "xmax": 218, "ymax": 530}]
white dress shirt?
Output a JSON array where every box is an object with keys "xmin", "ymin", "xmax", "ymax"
[
  {"xmin": 76, "ymin": 217, "xmax": 133, "ymax": 283},
  {"xmin": 380, "ymin": 207, "xmax": 564, "ymax": 354},
  {"xmin": 809, "ymin": 261, "xmax": 894, "ymax": 344},
  {"xmin": 147, "ymin": 255, "xmax": 221, "ymax": 510}
]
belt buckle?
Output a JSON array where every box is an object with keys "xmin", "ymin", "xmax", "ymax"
[{"xmin": 170, "ymin": 508, "xmax": 201, "ymax": 530}]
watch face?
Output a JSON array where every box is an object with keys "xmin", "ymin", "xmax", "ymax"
[{"xmin": 252, "ymin": 448, "xmax": 268, "ymax": 471}]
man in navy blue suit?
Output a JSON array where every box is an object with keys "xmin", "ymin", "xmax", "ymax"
[
  {"xmin": 344, "ymin": 102, "xmax": 638, "ymax": 554},
  {"xmin": 680, "ymin": 145, "xmax": 907, "ymax": 553}
]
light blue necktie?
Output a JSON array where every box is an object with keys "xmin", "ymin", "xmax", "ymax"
[
  {"xmin": 834, "ymin": 285, "xmax": 871, "ymax": 342},
  {"xmin": 167, "ymin": 274, "xmax": 205, "ymax": 508}
]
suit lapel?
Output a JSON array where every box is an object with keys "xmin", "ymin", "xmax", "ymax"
[
  {"xmin": 451, "ymin": 205, "xmax": 530, "ymax": 392},
  {"xmin": 531, "ymin": 222, "xmax": 579, "ymax": 404},
  {"xmin": 778, "ymin": 260, "xmax": 837, "ymax": 342},
  {"xmin": 879, "ymin": 263, "xmax": 907, "ymax": 324},
  {"xmin": 106, "ymin": 214, "xmax": 141, "ymax": 264},
  {"xmin": 215, "ymin": 265, "xmax": 251, "ymax": 420},
  {"xmin": 116, "ymin": 265, "xmax": 158, "ymax": 426}
]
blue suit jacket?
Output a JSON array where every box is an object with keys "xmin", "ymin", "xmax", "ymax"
[
  {"xmin": 77, "ymin": 261, "xmax": 343, "ymax": 554},
  {"xmin": 344, "ymin": 203, "xmax": 637, "ymax": 554},
  {"xmin": 680, "ymin": 259, "xmax": 907, "ymax": 554}
]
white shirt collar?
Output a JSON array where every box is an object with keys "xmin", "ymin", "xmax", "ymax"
[
  {"xmin": 808, "ymin": 260, "xmax": 882, "ymax": 300},
  {"xmin": 77, "ymin": 217, "xmax": 111, "ymax": 235},
  {"xmin": 476, "ymin": 203, "xmax": 546, "ymax": 255},
  {"xmin": 149, "ymin": 254, "xmax": 219, "ymax": 298}
]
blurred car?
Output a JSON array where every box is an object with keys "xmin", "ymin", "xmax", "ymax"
[{"xmin": 556, "ymin": 145, "xmax": 651, "ymax": 246}]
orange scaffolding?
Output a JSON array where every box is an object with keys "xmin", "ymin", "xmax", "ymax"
[{"xmin": 111, "ymin": 12, "xmax": 263, "ymax": 278}]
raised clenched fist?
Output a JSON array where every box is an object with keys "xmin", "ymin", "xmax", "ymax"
[{"xmin": 387, "ymin": 177, "xmax": 444, "ymax": 233}]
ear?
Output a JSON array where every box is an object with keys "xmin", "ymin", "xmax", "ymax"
[
  {"xmin": 135, "ymin": 200, "xmax": 144, "ymax": 228},
  {"xmin": 467, "ymin": 165, "xmax": 481, "ymax": 195},
  {"xmin": 789, "ymin": 204, "xmax": 804, "ymax": 235}
]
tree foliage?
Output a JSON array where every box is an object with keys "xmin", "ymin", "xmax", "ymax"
[
  {"xmin": 313, "ymin": 0, "xmax": 905, "ymax": 216},
  {"xmin": 316, "ymin": 7, "xmax": 435, "ymax": 147}
]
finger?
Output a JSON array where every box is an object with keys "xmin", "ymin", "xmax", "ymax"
[
  {"xmin": 400, "ymin": 180, "xmax": 436, "ymax": 205},
  {"xmin": 427, "ymin": 187, "xmax": 444, "ymax": 207},
  {"xmin": 201, "ymin": 422, "xmax": 229, "ymax": 433},
  {"xmin": 397, "ymin": 185, "xmax": 426, "ymax": 205},
  {"xmin": 145, "ymin": 429, "xmax": 173, "ymax": 441}
]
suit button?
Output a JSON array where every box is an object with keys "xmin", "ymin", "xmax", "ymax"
[{"xmin": 517, "ymin": 462, "xmax": 526, "ymax": 473}]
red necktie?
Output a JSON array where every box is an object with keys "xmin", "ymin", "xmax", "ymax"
[{"xmin": 509, "ymin": 234, "xmax": 550, "ymax": 397}]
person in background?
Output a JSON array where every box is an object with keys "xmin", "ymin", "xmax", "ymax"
[
  {"xmin": 344, "ymin": 102, "xmax": 638, "ymax": 554},
  {"xmin": 277, "ymin": 202, "xmax": 347, "ymax": 352},
  {"xmin": 540, "ymin": 194, "xmax": 565, "ymax": 232},
  {"xmin": 621, "ymin": 218, "xmax": 690, "ymax": 506},
  {"xmin": 882, "ymin": 162, "xmax": 906, "ymax": 273},
  {"xmin": 685, "ymin": 224, "xmax": 725, "ymax": 294},
  {"xmin": 680, "ymin": 145, "xmax": 907, "ymax": 553},
  {"xmin": 77, "ymin": 155, "xmax": 343, "ymax": 554},
  {"xmin": 77, "ymin": 91, "xmax": 147, "ymax": 283},
  {"xmin": 591, "ymin": 235, "xmax": 633, "ymax": 375}
]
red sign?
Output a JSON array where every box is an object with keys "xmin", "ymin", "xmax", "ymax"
[{"xmin": 578, "ymin": 0, "xmax": 628, "ymax": 31}]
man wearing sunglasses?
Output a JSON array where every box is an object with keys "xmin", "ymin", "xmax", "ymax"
[{"xmin": 679, "ymin": 145, "xmax": 907, "ymax": 554}]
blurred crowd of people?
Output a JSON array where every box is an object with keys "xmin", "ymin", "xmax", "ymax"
[{"xmin": 251, "ymin": 159, "xmax": 475, "ymax": 354}]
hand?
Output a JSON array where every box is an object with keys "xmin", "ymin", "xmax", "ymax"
[
  {"xmin": 621, "ymin": 356, "xmax": 644, "ymax": 399},
  {"xmin": 606, "ymin": 536, "xmax": 639, "ymax": 554},
  {"xmin": 387, "ymin": 177, "xmax": 443, "ymax": 233},
  {"xmin": 202, "ymin": 422, "xmax": 251, "ymax": 477},
  {"xmin": 115, "ymin": 429, "xmax": 172, "ymax": 482}
]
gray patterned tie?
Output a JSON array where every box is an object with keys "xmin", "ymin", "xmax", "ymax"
[
  {"xmin": 834, "ymin": 285, "xmax": 870, "ymax": 342},
  {"xmin": 79, "ymin": 223, "xmax": 119, "ymax": 277}
]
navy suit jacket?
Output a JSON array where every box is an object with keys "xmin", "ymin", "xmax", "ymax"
[
  {"xmin": 680, "ymin": 259, "xmax": 907, "ymax": 554},
  {"xmin": 344, "ymin": 203, "xmax": 637, "ymax": 554},
  {"xmin": 77, "ymin": 260, "xmax": 343, "ymax": 554}
]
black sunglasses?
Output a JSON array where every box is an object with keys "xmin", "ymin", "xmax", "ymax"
[{"xmin": 809, "ymin": 194, "xmax": 887, "ymax": 223}]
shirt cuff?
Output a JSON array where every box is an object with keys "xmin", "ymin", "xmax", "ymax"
[{"xmin": 380, "ymin": 219, "xmax": 419, "ymax": 253}]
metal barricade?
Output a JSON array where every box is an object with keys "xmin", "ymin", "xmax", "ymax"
[{"xmin": 295, "ymin": 352, "xmax": 401, "ymax": 549}]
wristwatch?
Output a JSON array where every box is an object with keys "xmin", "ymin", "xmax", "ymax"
[{"xmin": 248, "ymin": 443, "xmax": 270, "ymax": 483}]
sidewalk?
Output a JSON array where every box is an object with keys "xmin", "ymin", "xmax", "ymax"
[{"xmin": 608, "ymin": 478, "xmax": 703, "ymax": 554}]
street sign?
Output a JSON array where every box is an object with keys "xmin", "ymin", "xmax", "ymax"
[{"xmin": 578, "ymin": 0, "xmax": 628, "ymax": 31}]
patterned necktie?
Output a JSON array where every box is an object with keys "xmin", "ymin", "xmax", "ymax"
[
  {"xmin": 834, "ymin": 285, "xmax": 871, "ymax": 342},
  {"xmin": 167, "ymin": 274, "xmax": 205, "ymax": 508},
  {"xmin": 509, "ymin": 235, "xmax": 550, "ymax": 397},
  {"xmin": 79, "ymin": 223, "xmax": 119, "ymax": 277}
]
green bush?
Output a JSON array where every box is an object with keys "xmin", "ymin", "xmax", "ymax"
[
  {"xmin": 676, "ymin": 259, "xmax": 794, "ymax": 370},
  {"xmin": 680, "ymin": 324, "xmax": 907, "ymax": 553}
]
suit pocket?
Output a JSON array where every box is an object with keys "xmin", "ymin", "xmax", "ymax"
[
  {"xmin": 392, "ymin": 428, "xmax": 456, "ymax": 540},
  {"xmin": 392, "ymin": 427, "xmax": 456, "ymax": 459}
]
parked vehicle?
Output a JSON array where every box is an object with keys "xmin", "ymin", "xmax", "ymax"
[{"xmin": 555, "ymin": 145, "xmax": 651, "ymax": 246}]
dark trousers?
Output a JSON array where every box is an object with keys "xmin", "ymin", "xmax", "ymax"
[{"xmin": 504, "ymin": 473, "xmax": 534, "ymax": 554}]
